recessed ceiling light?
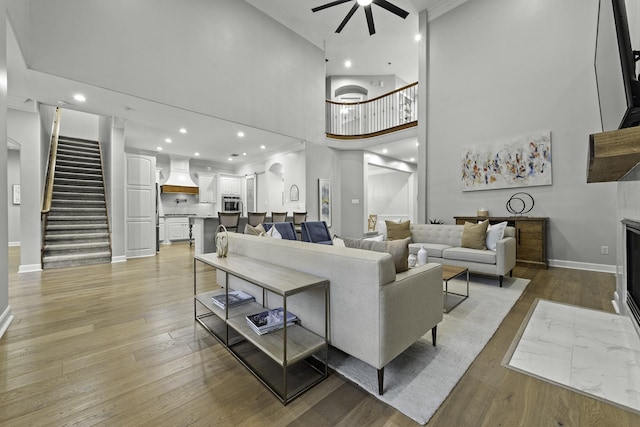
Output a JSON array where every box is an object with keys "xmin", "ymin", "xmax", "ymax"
[
  {"xmin": 179, "ymin": 128, "xmax": 187, "ymax": 134},
  {"xmin": 237, "ymin": 131, "xmax": 245, "ymax": 137},
  {"xmin": 228, "ymin": 157, "xmax": 233, "ymax": 161},
  {"xmin": 157, "ymin": 146, "xmax": 163, "ymax": 151},
  {"xmin": 357, "ymin": 0, "xmax": 372, "ymax": 6},
  {"xmin": 414, "ymin": 34, "xmax": 422, "ymax": 42},
  {"xmin": 415, "ymin": 142, "xmax": 420, "ymax": 147},
  {"xmin": 73, "ymin": 94, "xmax": 86, "ymax": 102},
  {"xmin": 260, "ymin": 145, "xmax": 266, "ymax": 149},
  {"xmin": 243, "ymin": 152, "xmax": 247, "ymax": 156},
  {"xmin": 344, "ymin": 60, "xmax": 352, "ymax": 68},
  {"xmin": 382, "ymin": 149, "xmax": 388, "ymax": 154},
  {"xmin": 165, "ymin": 138, "xmax": 172, "ymax": 143},
  {"xmin": 194, "ymin": 152, "xmax": 200, "ymax": 156},
  {"xmin": 410, "ymin": 157, "xmax": 415, "ymax": 162}
]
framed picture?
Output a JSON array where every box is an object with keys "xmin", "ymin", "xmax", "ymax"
[
  {"xmin": 289, "ymin": 184, "xmax": 299, "ymax": 202},
  {"xmin": 461, "ymin": 131, "xmax": 552, "ymax": 191},
  {"xmin": 318, "ymin": 179, "xmax": 332, "ymax": 227},
  {"xmin": 12, "ymin": 184, "xmax": 20, "ymax": 205}
]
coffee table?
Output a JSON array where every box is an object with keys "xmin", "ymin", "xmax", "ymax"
[{"xmin": 442, "ymin": 265, "xmax": 469, "ymax": 313}]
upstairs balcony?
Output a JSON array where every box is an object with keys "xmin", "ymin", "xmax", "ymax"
[{"xmin": 325, "ymin": 82, "xmax": 418, "ymax": 139}]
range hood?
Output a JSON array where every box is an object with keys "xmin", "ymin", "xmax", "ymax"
[{"xmin": 161, "ymin": 157, "xmax": 199, "ymax": 194}]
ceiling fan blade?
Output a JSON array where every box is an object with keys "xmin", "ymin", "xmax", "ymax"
[
  {"xmin": 364, "ymin": 5, "xmax": 376, "ymax": 35},
  {"xmin": 311, "ymin": 0, "xmax": 352, "ymax": 13},
  {"xmin": 372, "ymin": 0, "xmax": 409, "ymax": 19},
  {"xmin": 336, "ymin": 3, "xmax": 359, "ymax": 33}
]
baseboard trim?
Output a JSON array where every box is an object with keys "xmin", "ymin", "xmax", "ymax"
[
  {"xmin": 0, "ymin": 305, "xmax": 14, "ymax": 340},
  {"xmin": 111, "ymin": 256, "xmax": 127, "ymax": 264},
  {"xmin": 548, "ymin": 259, "xmax": 616, "ymax": 274},
  {"xmin": 18, "ymin": 264, "xmax": 42, "ymax": 273},
  {"xmin": 8, "ymin": 241, "xmax": 20, "ymax": 247}
]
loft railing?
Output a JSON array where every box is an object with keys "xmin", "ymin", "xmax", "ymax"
[{"xmin": 326, "ymin": 82, "xmax": 418, "ymax": 139}]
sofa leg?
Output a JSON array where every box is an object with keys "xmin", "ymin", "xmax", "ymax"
[
  {"xmin": 499, "ymin": 275, "xmax": 504, "ymax": 287},
  {"xmin": 510, "ymin": 270, "xmax": 513, "ymax": 277},
  {"xmin": 378, "ymin": 367, "xmax": 384, "ymax": 395},
  {"xmin": 432, "ymin": 325, "xmax": 437, "ymax": 346}
]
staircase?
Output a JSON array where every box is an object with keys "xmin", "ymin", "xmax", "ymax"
[{"xmin": 42, "ymin": 136, "xmax": 112, "ymax": 269}]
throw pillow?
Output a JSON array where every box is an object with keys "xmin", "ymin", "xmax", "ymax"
[
  {"xmin": 386, "ymin": 237, "xmax": 410, "ymax": 273},
  {"xmin": 332, "ymin": 235, "xmax": 346, "ymax": 247},
  {"xmin": 461, "ymin": 220, "xmax": 489, "ymax": 250},
  {"xmin": 385, "ymin": 220, "xmax": 411, "ymax": 241},
  {"xmin": 486, "ymin": 221, "xmax": 508, "ymax": 251},
  {"xmin": 265, "ymin": 225, "xmax": 282, "ymax": 239},
  {"xmin": 244, "ymin": 223, "xmax": 266, "ymax": 236}
]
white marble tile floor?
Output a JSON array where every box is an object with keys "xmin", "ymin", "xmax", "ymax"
[{"xmin": 507, "ymin": 299, "xmax": 640, "ymax": 413}]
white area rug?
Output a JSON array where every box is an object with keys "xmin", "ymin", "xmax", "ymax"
[
  {"xmin": 504, "ymin": 299, "xmax": 640, "ymax": 414},
  {"xmin": 329, "ymin": 275, "xmax": 529, "ymax": 425}
]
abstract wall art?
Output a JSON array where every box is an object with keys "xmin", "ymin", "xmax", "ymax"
[{"xmin": 461, "ymin": 131, "xmax": 552, "ymax": 191}]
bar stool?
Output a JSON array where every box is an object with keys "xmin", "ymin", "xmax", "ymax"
[
  {"xmin": 218, "ymin": 211, "xmax": 241, "ymax": 232},
  {"xmin": 247, "ymin": 212, "xmax": 267, "ymax": 227},
  {"xmin": 271, "ymin": 211, "xmax": 287, "ymax": 223},
  {"xmin": 292, "ymin": 211, "xmax": 307, "ymax": 239}
]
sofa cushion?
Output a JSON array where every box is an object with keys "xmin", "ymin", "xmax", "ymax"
[
  {"xmin": 409, "ymin": 242, "xmax": 453, "ymax": 258},
  {"xmin": 386, "ymin": 220, "xmax": 411, "ymax": 241},
  {"xmin": 443, "ymin": 247, "xmax": 496, "ymax": 264},
  {"xmin": 461, "ymin": 220, "xmax": 489, "ymax": 250}
]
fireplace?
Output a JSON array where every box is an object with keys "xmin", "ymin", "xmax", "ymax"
[{"xmin": 625, "ymin": 219, "xmax": 640, "ymax": 329}]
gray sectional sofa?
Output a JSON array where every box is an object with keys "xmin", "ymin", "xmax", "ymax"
[
  {"xmin": 219, "ymin": 232, "xmax": 444, "ymax": 394},
  {"xmin": 409, "ymin": 223, "xmax": 517, "ymax": 286}
]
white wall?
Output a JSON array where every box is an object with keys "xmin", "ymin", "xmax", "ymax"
[
  {"xmin": 426, "ymin": 0, "xmax": 617, "ymax": 269},
  {"xmin": 368, "ymin": 166, "xmax": 412, "ymax": 217},
  {"xmin": 10, "ymin": 107, "xmax": 41, "ymax": 272},
  {"xmin": 58, "ymin": 108, "xmax": 99, "ymax": 140},
  {"xmin": 306, "ymin": 142, "xmax": 341, "ymax": 234},
  {"xmin": 18, "ymin": 0, "xmax": 326, "ymax": 144},
  {"xmin": 236, "ymin": 148, "xmax": 307, "ymax": 215},
  {"xmin": 1, "ymin": 0, "xmax": 11, "ymax": 338}
]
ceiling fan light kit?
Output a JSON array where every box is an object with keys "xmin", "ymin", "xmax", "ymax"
[{"xmin": 312, "ymin": 0, "xmax": 409, "ymax": 36}]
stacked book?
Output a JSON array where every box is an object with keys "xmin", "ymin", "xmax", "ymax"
[
  {"xmin": 246, "ymin": 307, "xmax": 299, "ymax": 335},
  {"xmin": 211, "ymin": 290, "xmax": 255, "ymax": 309}
]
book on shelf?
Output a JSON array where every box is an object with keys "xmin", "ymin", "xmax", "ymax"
[
  {"xmin": 246, "ymin": 307, "xmax": 299, "ymax": 335},
  {"xmin": 211, "ymin": 290, "xmax": 255, "ymax": 309}
]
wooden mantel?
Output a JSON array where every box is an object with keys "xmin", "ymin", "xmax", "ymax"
[{"xmin": 587, "ymin": 126, "xmax": 640, "ymax": 183}]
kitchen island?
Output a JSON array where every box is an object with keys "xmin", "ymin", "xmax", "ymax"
[{"xmin": 192, "ymin": 215, "xmax": 249, "ymax": 255}]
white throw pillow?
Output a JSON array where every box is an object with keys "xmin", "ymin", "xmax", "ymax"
[
  {"xmin": 332, "ymin": 235, "xmax": 346, "ymax": 247},
  {"xmin": 486, "ymin": 221, "xmax": 508, "ymax": 251},
  {"xmin": 266, "ymin": 226, "xmax": 282, "ymax": 239}
]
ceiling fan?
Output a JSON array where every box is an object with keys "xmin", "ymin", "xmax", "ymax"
[{"xmin": 312, "ymin": 0, "xmax": 409, "ymax": 36}]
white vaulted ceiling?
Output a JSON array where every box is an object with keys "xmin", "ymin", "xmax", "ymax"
[{"xmin": 7, "ymin": 0, "xmax": 468, "ymax": 165}]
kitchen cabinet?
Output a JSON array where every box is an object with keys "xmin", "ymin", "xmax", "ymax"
[
  {"xmin": 167, "ymin": 217, "xmax": 190, "ymax": 241},
  {"xmin": 197, "ymin": 173, "xmax": 216, "ymax": 203},
  {"xmin": 218, "ymin": 174, "xmax": 242, "ymax": 196},
  {"xmin": 454, "ymin": 216, "xmax": 548, "ymax": 268}
]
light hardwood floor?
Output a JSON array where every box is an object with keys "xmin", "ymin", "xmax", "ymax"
[{"xmin": 1, "ymin": 243, "xmax": 639, "ymax": 426}]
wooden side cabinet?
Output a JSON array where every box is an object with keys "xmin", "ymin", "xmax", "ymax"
[{"xmin": 454, "ymin": 216, "xmax": 548, "ymax": 269}]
